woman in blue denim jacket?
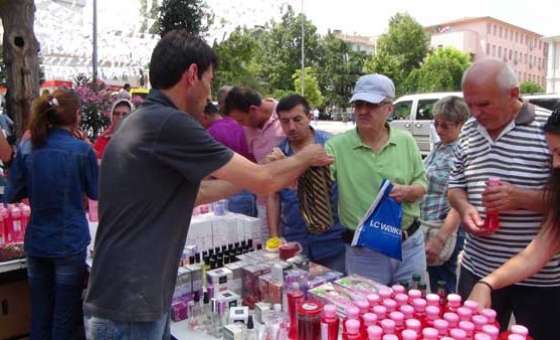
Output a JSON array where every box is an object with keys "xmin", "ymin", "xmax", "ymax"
[{"xmin": 6, "ymin": 89, "xmax": 98, "ymax": 340}]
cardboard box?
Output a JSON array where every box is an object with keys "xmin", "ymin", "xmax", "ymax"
[{"xmin": 0, "ymin": 279, "xmax": 31, "ymax": 339}]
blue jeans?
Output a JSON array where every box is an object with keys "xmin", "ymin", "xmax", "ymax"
[
  {"xmin": 84, "ymin": 312, "xmax": 170, "ymax": 340},
  {"xmin": 27, "ymin": 251, "xmax": 87, "ymax": 340},
  {"xmin": 227, "ymin": 190, "xmax": 257, "ymax": 217},
  {"xmin": 345, "ymin": 230, "xmax": 426, "ymax": 285},
  {"xmin": 427, "ymin": 228, "xmax": 465, "ymax": 293}
]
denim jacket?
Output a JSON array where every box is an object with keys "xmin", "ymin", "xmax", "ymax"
[{"xmin": 6, "ymin": 128, "xmax": 99, "ymax": 257}]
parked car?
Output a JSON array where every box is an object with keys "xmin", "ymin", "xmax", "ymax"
[{"xmin": 390, "ymin": 92, "xmax": 560, "ymax": 156}]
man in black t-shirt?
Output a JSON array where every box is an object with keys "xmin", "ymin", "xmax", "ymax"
[{"xmin": 83, "ymin": 31, "xmax": 332, "ymax": 340}]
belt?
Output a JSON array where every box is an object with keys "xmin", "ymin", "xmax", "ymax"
[{"xmin": 343, "ymin": 218, "xmax": 421, "ymax": 244}]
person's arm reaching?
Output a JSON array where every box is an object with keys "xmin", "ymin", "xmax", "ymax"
[
  {"xmin": 195, "ymin": 179, "xmax": 241, "ymax": 206},
  {"xmin": 211, "ymin": 144, "xmax": 333, "ymax": 197},
  {"xmin": 448, "ymin": 188, "xmax": 487, "ymax": 236},
  {"xmin": 426, "ymin": 208, "xmax": 461, "ymax": 264},
  {"xmin": 483, "ymin": 181, "xmax": 546, "ymax": 213},
  {"xmin": 468, "ymin": 224, "xmax": 560, "ymax": 308}
]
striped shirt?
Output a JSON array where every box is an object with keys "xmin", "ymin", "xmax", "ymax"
[{"xmin": 449, "ymin": 102, "xmax": 560, "ymax": 287}]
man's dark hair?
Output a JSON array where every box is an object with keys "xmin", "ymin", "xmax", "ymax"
[
  {"xmin": 277, "ymin": 94, "xmax": 311, "ymax": 116},
  {"xmin": 123, "ymin": 83, "xmax": 131, "ymax": 91},
  {"xmin": 223, "ymin": 87, "xmax": 262, "ymax": 115},
  {"xmin": 149, "ymin": 30, "xmax": 218, "ymax": 90}
]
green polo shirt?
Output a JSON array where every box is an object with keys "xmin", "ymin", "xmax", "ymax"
[{"xmin": 325, "ymin": 126, "xmax": 427, "ymax": 231}]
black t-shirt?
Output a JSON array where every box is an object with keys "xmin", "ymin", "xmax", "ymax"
[{"xmin": 84, "ymin": 90, "xmax": 233, "ymax": 321}]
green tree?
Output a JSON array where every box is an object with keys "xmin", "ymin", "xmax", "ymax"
[
  {"xmin": 212, "ymin": 27, "xmax": 264, "ymax": 94},
  {"xmin": 293, "ymin": 67, "xmax": 323, "ymax": 108},
  {"xmin": 316, "ymin": 32, "xmax": 367, "ymax": 110},
  {"xmin": 139, "ymin": 0, "xmax": 148, "ymax": 32},
  {"xmin": 520, "ymin": 81, "xmax": 544, "ymax": 94},
  {"xmin": 410, "ymin": 47, "xmax": 471, "ymax": 92},
  {"xmin": 364, "ymin": 13, "xmax": 429, "ymax": 94},
  {"xmin": 257, "ymin": 6, "xmax": 322, "ymax": 94},
  {"xmin": 150, "ymin": 0, "xmax": 214, "ymax": 37}
]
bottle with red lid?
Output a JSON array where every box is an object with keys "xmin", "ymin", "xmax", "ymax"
[
  {"xmin": 297, "ymin": 300, "xmax": 323, "ymax": 340},
  {"xmin": 320, "ymin": 304, "xmax": 339, "ymax": 340},
  {"xmin": 287, "ymin": 282, "xmax": 304, "ymax": 339}
]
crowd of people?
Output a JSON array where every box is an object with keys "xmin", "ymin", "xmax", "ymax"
[{"xmin": 2, "ymin": 30, "xmax": 559, "ymax": 340}]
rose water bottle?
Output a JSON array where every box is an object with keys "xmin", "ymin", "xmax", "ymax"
[
  {"xmin": 287, "ymin": 283, "xmax": 304, "ymax": 339},
  {"xmin": 343, "ymin": 306, "xmax": 360, "ymax": 333},
  {"xmin": 367, "ymin": 325, "xmax": 383, "ymax": 340},
  {"xmin": 446, "ymin": 294, "xmax": 462, "ymax": 313},
  {"xmin": 343, "ymin": 319, "xmax": 361, "ymax": 340},
  {"xmin": 484, "ymin": 177, "xmax": 502, "ymax": 232},
  {"xmin": 401, "ymin": 329, "xmax": 418, "ymax": 340},
  {"xmin": 367, "ymin": 294, "xmax": 381, "ymax": 310},
  {"xmin": 320, "ymin": 304, "xmax": 339, "ymax": 340}
]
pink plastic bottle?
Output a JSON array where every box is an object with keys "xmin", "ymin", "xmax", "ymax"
[
  {"xmin": 380, "ymin": 319, "xmax": 396, "ymax": 335},
  {"xmin": 412, "ymin": 298, "xmax": 427, "ymax": 324},
  {"xmin": 405, "ymin": 318, "xmax": 421, "ymax": 334},
  {"xmin": 391, "ymin": 284, "xmax": 406, "ymax": 295},
  {"xmin": 401, "ymin": 329, "xmax": 418, "ymax": 340},
  {"xmin": 343, "ymin": 306, "xmax": 360, "ymax": 333},
  {"xmin": 395, "ymin": 293, "xmax": 409, "ymax": 306},
  {"xmin": 446, "ymin": 294, "xmax": 462, "ymax": 312},
  {"xmin": 287, "ymin": 283, "xmax": 304, "ymax": 339},
  {"xmin": 464, "ymin": 300, "xmax": 480, "ymax": 312},
  {"xmin": 399, "ymin": 304, "xmax": 414, "ymax": 319},
  {"xmin": 372, "ymin": 305, "xmax": 387, "ymax": 321},
  {"xmin": 434, "ymin": 319, "xmax": 450, "ymax": 337},
  {"xmin": 343, "ymin": 319, "xmax": 362, "ymax": 340},
  {"xmin": 426, "ymin": 293, "xmax": 440, "ymax": 307},
  {"xmin": 422, "ymin": 327, "xmax": 439, "ymax": 340},
  {"xmin": 482, "ymin": 324, "xmax": 500, "ymax": 339},
  {"xmin": 508, "ymin": 335, "xmax": 526, "ymax": 340},
  {"xmin": 481, "ymin": 308, "xmax": 499, "ymax": 328},
  {"xmin": 475, "ymin": 333, "xmax": 492, "ymax": 340},
  {"xmin": 425, "ymin": 305, "xmax": 440, "ymax": 327},
  {"xmin": 510, "ymin": 325, "xmax": 529, "ymax": 338},
  {"xmin": 382, "ymin": 335, "xmax": 398, "ymax": 340},
  {"xmin": 443, "ymin": 312, "xmax": 460, "ymax": 328},
  {"xmin": 367, "ymin": 294, "xmax": 381, "ymax": 309},
  {"xmin": 472, "ymin": 314, "xmax": 489, "ymax": 331},
  {"xmin": 408, "ymin": 289, "xmax": 422, "ymax": 303},
  {"xmin": 457, "ymin": 307, "xmax": 473, "ymax": 322},
  {"xmin": 2, "ymin": 206, "xmax": 12, "ymax": 243},
  {"xmin": 356, "ymin": 300, "xmax": 370, "ymax": 337},
  {"xmin": 0, "ymin": 208, "xmax": 5, "ymax": 246},
  {"xmin": 389, "ymin": 311, "xmax": 404, "ymax": 333},
  {"xmin": 21, "ymin": 204, "xmax": 30, "ymax": 230},
  {"xmin": 367, "ymin": 325, "xmax": 383, "ymax": 340},
  {"xmin": 363, "ymin": 313, "xmax": 378, "ymax": 328},
  {"xmin": 459, "ymin": 320, "xmax": 475, "ymax": 338},
  {"xmin": 320, "ymin": 304, "xmax": 340, "ymax": 340},
  {"xmin": 484, "ymin": 177, "xmax": 502, "ymax": 232},
  {"xmin": 10, "ymin": 205, "xmax": 24, "ymax": 242},
  {"xmin": 450, "ymin": 328, "xmax": 468, "ymax": 340},
  {"xmin": 383, "ymin": 299, "xmax": 397, "ymax": 313}
]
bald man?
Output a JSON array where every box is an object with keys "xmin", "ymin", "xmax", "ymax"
[{"xmin": 448, "ymin": 59, "xmax": 559, "ymax": 339}]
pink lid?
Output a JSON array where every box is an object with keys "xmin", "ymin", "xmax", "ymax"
[
  {"xmin": 323, "ymin": 304, "xmax": 337, "ymax": 317},
  {"xmin": 472, "ymin": 315, "xmax": 488, "ymax": 328},
  {"xmin": 450, "ymin": 328, "xmax": 468, "ymax": 339},
  {"xmin": 507, "ymin": 335, "xmax": 525, "ymax": 340},
  {"xmin": 482, "ymin": 324, "xmax": 500, "ymax": 337},
  {"xmin": 412, "ymin": 298, "xmax": 426, "ymax": 311},
  {"xmin": 481, "ymin": 308, "xmax": 497, "ymax": 323},
  {"xmin": 399, "ymin": 304, "xmax": 414, "ymax": 318},
  {"xmin": 475, "ymin": 333, "xmax": 492, "ymax": 340},
  {"xmin": 346, "ymin": 306, "xmax": 360, "ymax": 318},
  {"xmin": 426, "ymin": 293, "xmax": 440, "ymax": 305},
  {"xmin": 363, "ymin": 312, "xmax": 378, "ymax": 326},
  {"xmin": 408, "ymin": 289, "xmax": 422, "ymax": 299},
  {"xmin": 510, "ymin": 325, "xmax": 529, "ymax": 336},
  {"xmin": 381, "ymin": 319, "xmax": 396, "ymax": 331},
  {"xmin": 422, "ymin": 327, "xmax": 439, "ymax": 338},
  {"xmin": 459, "ymin": 320, "xmax": 475, "ymax": 333},
  {"xmin": 22, "ymin": 205, "xmax": 31, "ymax": 215},
  {"xmin": 487, "ymin": 177, "xmax": 502, "ymax": 186},
  {"xmin": 457, "ymin": 307, "xmax": 473, "ymax": 320},
  {"xmin": 434, "ymin": 319, "xmax": 449, "ymax": 331},
  {"xmin": 383, "ymin": 299, "xmax": 397, "ymax": 311},
  {"xmin": 401, "ymin": 329, "xmax": 418, "ymax": 340},
  {"xmin": 444, "ymin": 312, "xmax": 460, "ymax": 325},
  {"xmin": 389, "ymin": 311, "xmax": 404, "ymax": 325},
  {"xmin": 395, "ymin": 293, "xmax": 409, "ymax": 305},
  {"xmin": 345, "ymin": 319, "xmax": 360, "ymax": 333},
  {"xmin": 391, "ymin": 284, "xmax": 406, "ymax": 294},
  {"xmin": 405, "ymin": 318, "xmax": 421, "ymax": 331},
  {"xmin": 441, "ymin": 337, "xmax": 455, "ymax": 340},
  {"xmin": 379, "ymin": 288, "xmax": 394, "ymax": 299},
  {"xmin": 447, "ymin": 293, "xmax": 462, "ymax": 306},
  {"xmin": 426, "ymin": 305, "xmax": 440, "ymax": 318},
  {"xmin": 382, "ymin": 335, "xmax": 399, "ymax": 340},
  {"xmin": 10, "ymin": 207, "xmax": 21, "ymax": 217},
  {"xmin": 367, "ymin": 293, "xmax": 381, "ymax": 306},
  {"xmin": 464, "ymin": 299, "xmax": 480, "ymax": 311},
  {"xmin": 373, "ymin": 305, "xmax": 387, "ymax": 318},
  {"xmin": 367, "ymin": 325, "xmax": 383, "ymax": 337},
  {"xmin": 356, "ymin": 300, "xmax": 370, "ymax": 313}
]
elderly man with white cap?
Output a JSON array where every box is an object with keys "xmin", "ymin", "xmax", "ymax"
[{"xmin": 325, "ymin": 74, "xmax": 427, "ymax": 285}]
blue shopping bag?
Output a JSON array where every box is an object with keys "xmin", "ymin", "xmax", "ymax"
[{"xmin": 351, "ymin": 179, "xmax": 403, "ymax": 261}]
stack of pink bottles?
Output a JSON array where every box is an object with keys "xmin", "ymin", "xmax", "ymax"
[
  {"xmin": 0, "ymin": 203, "xmax": 30, "ymax": 246},
  {"xmin": 318, "ymin": 284, "xmax": 533, "ymax": 340}
]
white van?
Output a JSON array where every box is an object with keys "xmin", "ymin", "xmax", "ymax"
[{"xmin": 390, "ymin": 92, "xmax": 560, "ymax": 156}]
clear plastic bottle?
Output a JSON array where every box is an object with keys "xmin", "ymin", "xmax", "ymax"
[
  {"xmin": 408, "ymin": 289, "xmax": 422, "ymax": 304},
  {"xmin": 481, "ymin": 308, "xmax": 499, "ymax": 328},
  {"xmin": 320, "ymin": 304, "xmax": 339, "ymax": 340}
]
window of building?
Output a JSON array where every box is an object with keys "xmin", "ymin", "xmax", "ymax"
[
  {"xmin": 509, "ymin": 49, "xmax": 513, "ymax": 60},
  {"xmin": 486, "ymin": 43, "xmax": 490, "ymax": 55},
  {"xmin": 514, "ymin": 51, "xmax": 518, "ymax": 61},
  {"xmin": 498, "ymin": 46, "xmax": 502, "ymax": 58},
  {"xmin": 492, "ymin": 45, "xmax": 496, "ymax": 57},
  {"xmin": 487, "ymin": 23, "xmax": 491, "ymax": 34},
  {"xmin": 515, "ymin": 32, "xmax": 519, "ymax": 43},
  {"xmin": 525, "ymin": 53, "xmax": 528, "ymax": 64},
  {"xmin": 499, "ymin": 26, "xmax": 503, "ymax": 38}
]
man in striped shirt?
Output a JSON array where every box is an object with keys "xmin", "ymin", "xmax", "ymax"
[{"xmin": 449, "ymin": 59, "xmax": 559, "ymax": 339}]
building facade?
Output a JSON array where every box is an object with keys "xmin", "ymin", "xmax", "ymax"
[
  {"xmin": 333, "ymin": 30, "xmax": 377, "ymax": 55},
  {"xmin": 426, "ymin": 17, "xmax": 548, "ymax": 89},
  {"xmin": 543, "ymin": 36, "xmax": 560, "ymax": 94}
]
